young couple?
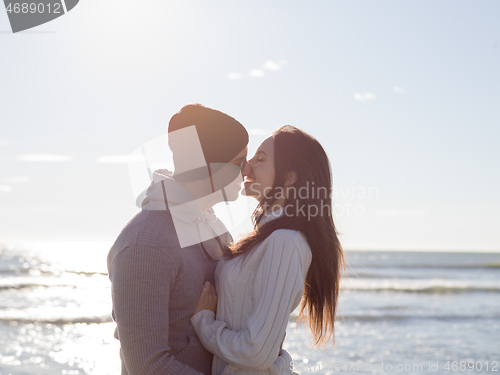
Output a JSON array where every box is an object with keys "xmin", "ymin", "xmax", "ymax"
[{"xmin": 107, "ymin": 104, "xmax": 344, "ymax": 375}]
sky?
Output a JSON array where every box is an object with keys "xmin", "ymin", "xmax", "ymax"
[{"xmin": 0, "ymin": 0, "xmax": 499, "ymax": 252}]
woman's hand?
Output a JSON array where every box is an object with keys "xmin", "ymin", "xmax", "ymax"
[{"xmin": 193, "ymin": 281, "xmax": 217, "ymax": 315}]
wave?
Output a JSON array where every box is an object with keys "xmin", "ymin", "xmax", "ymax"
[
  {"xmin": 0, "ymin": 268, "xmax": 32, "ymax": 275},
  {"xmin": 349, "ymin": 262, "xmax": 500, "ymax": 269},
  {"xmin": 0, "ymin": 315, "xmax": 113, "ymax": 324},
  {"xmin": 342, "ymin": 284, "xmax": 500, "ymax": 293},
  {"xmin": 289, "ymin": 313, "xmax": 500, "ymax": 322},
  {"xmin": 0, "ymin": 283, "xmax": 77, "ymax": 291},
  {"xmin": 345, "ymin": 272, "xmax": 403, "ymax": 279},
  {"xmin": 377, "ymin": 305, "xmax": 409, "ymax": 310},
  {"xmin": 445, "ymin": 262, "xmax": 500, "ymax": 269},
  {"xmin": 339, "ymin": 314, "xmax": 500, "ymax": 321},
  {"xmin": 0, "ymin": 268, "xmax": 108, "ymax": 276}
]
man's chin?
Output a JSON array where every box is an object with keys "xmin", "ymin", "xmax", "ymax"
[
  {"xmin": 224, "ymin": 193, "xmax": 240, "ymax": 202},
  {"xmin": 222, "ymin": 185, "xmax": 243, "ymax": 202},
  {"xmin": 242, "ymin": 185, "xmax": 258, "ymax": 198}
]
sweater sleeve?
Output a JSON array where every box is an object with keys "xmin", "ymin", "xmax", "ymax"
[
  {"xmin": 190, "ymin": 234, "xmax": 307, "ymax": 371},
  {"xmin": 110, "ymin": 246, "xmax": 204, "ymax": 375}
]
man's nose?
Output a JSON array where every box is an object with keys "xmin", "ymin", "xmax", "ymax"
[{"xmin": 241, "ymin": 160, "xmax": 252, "ymax": 176}]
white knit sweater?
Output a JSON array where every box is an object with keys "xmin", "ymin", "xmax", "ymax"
[{"xmin": 191, "ymin": 211, "xmax": 312, "ymax": 375}]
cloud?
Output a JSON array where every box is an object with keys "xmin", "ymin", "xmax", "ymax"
[
  {"xmin": 0, "ymin": 185, "xmax": 13, "ymax": 193},
  {"xmin": 249, "ymin": 129, "xmax": 269, "ymax": 136},
  {"xmin": 5, "ymin": 176, "xmax": 29, "ymax": 183},
  {"xmin": 229, "ymin": 60, "xmax": 287, "ymax": 80},
  {"xmin": 227, "ymin": 72, "xmax": 242, "ymax": 80},
  {"xmin": 377, "ymin": 210, "xmax": 426, "ymax": 217},
  {"xmin": 262, "ymin": 60, "xmax": 286, "ymax": 71},
  {"xmin": 393, "ymin": 86, "xmax": 405, "ymax": 93},
  {"xmin": 0, "ymin": 140, "xmax": 9, "ymax": 146},
  {"xmin": 19, "ymin": 154, "xmax": 72, "ymax": 162},
  {"xmin": 96, "ymin": 155, "xmax": 147, "ymax": 164},
  {"xmin": 248, "ymin": 69, "xmax": 265, "ymax": 78},
  {"xmin": 353, "ymin": 92, "xmax": 376, "ymax": 101}
]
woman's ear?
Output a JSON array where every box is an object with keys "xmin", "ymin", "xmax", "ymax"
[{"xmin": 284, "ymin": 170, "xmax": 297, "ymax": 187}]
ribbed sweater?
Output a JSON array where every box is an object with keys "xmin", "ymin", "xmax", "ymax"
[
  {"xmin": 107, "ymin": 171, "xmax": 230, "ymax": 375},
  {"xmin": 191, "ymin": 211, "xmax": 312, "ymax": 375}
]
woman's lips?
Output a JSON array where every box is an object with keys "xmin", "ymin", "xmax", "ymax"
[{"xmin": 244, "ymin": 177, "xmax": 255, "ymax": 184}]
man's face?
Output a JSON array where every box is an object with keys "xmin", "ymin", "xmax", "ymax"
[
  {"xmin": 229, "ymin": 146, "xmax": 248, "ymax": 171},
  {"xmin": 211, "ymin": 146, "xmax": 248, "ymax": 201}
]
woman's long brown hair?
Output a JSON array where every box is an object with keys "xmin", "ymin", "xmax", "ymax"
[{"xmin": 224, "ymin": 125, "xmax": 345, "ymax": 346}]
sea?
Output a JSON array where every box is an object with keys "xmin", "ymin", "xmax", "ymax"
[{"xmin": 0, "ymin": 242, "xmax": 499, "ymax": 375}]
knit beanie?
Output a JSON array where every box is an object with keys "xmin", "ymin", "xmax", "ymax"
[{"xmin": 168, "ymin": 104, "xmax": 248, "ymax": 184}]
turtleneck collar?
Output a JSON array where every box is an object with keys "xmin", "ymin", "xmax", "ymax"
[
  {"xmin": 142, "ymin": 169, "xmax": 211, "ymax": 224},
  {"xmin": 141, "ymin": 169, "xmax": 228, "ymax": 251},
  {"xmin": 258, "ymin": 206, "xmax": 284, "ymax": 226}
]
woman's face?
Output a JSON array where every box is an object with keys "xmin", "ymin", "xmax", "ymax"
[{"xmin": 242, "ymin": 136, "xmax": 275, "ymax": 201}]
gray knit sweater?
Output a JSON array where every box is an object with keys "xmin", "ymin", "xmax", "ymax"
[{"xmin": 107, "ymin": 170, "xmax": 230, "ymax": 375}]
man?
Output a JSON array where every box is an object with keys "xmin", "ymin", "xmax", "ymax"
[{"xmin": 107, "ymin": 104, "xmax": 248, "ymax": 375}]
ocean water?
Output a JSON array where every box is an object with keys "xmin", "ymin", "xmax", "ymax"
[{"xmin": 1, "ymin": 243, "xmax": 499, "ymax": 375}]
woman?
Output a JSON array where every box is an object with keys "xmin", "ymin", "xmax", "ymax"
[{"xmin": 191, "ymin": 125, "xmax": 345, "ymax": 374}]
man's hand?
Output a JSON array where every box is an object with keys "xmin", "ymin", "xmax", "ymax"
[{"xmin": 193, "ymin": 281, "xmax": 217, "ymax": 315}]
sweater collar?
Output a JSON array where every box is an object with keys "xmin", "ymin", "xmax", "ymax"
[
  {"xmin": 142, "ymin": 169, "xmax": 211, "ymax": 224},
  {"xmin": 142, "ymin": 169, "xmax": 228, "ymax": 250},
  {"xmin": 259, "ymin": 207, "xmax": 284, "ymax": 226}
]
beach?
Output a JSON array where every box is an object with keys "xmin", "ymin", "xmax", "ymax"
[{"xmin": 1, "ymin": 244, "xmax": 499, "ymax": 375}]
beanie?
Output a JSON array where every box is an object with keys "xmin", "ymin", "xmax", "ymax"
[{"xmin": 168, "ymin": 104, "xmax": 248, "ymax": 183}]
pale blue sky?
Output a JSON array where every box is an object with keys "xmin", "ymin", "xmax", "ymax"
[{"xmin": 1, "ymin": 0, "xmax": 499, "ymax": 251}]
